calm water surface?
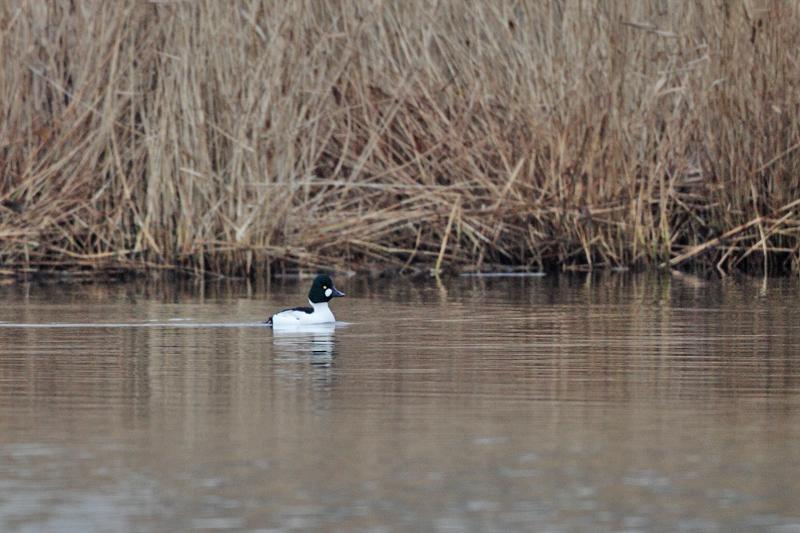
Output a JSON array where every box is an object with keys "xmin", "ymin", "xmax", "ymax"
[{"xmin": 0, "ymin": 274, "xmax": 799, "ymax": 532}]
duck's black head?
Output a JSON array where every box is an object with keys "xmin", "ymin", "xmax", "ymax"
[{"xmin": 308, "ymin": 274, "xmax": 345, "ymax": 304}]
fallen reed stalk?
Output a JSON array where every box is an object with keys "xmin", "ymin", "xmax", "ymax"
[{"xmin": 1, "ymin": 1, "xmax": 799, "ymax": 277}]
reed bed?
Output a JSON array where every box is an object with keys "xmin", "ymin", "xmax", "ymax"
[{"xmin": 1, "ymin": 1, "xmax": 799, "ymax": 277}]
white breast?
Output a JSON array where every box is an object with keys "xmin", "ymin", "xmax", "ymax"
[{"xmin": 270, "ymin": 301, "xmax": 335, "ymax": 327}]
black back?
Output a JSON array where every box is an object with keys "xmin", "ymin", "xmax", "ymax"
[{"xmin": 280, "ymin": 305, "xmax": 314, "ymax": 314}]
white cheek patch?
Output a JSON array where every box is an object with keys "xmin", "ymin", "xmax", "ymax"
[{"xmin": 325, "ymin": 288, "xmax": 333, "ymax": 298}]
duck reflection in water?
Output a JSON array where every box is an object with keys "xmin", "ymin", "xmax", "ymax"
[{"xmin": 271, "ymin": 323, "xmax": 337, "ymax": 368}]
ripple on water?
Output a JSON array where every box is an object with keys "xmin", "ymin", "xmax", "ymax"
[{"xmin": 0, "ymin": 275, "xmax": 798, "ymax": 531}]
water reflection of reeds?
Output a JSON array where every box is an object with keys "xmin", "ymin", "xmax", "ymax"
[{"xmin": 1, "ymin": 277, "xmax": 799, "ymax": 530}]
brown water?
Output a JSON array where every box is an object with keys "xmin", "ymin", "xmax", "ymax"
[{"xmin": 0, "ymin": 274, "xmax": 799, "ymax": 532}]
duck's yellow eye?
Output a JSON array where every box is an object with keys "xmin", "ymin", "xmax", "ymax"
[{"xmin": 323, "ymin": 285, "xmax": 327, "ymax": 289}]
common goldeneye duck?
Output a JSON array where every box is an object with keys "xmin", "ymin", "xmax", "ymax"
[{"xmin": 266, "ymin": 274, "xmax": 345, "ymax": 327}]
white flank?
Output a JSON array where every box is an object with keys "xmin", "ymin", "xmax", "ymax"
[{"xmin": 270, "ymin": 301, "xmax": 335, "ymax": 328}]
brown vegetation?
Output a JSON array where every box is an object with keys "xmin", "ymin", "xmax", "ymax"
[{"xmin": 1, "ymin": 1, "xmax": 799, "ymax": 277}]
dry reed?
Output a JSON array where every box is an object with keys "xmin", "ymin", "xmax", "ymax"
[{"xmin": 1, "ymin": 1, "xmax": 799, "ymax": 277}]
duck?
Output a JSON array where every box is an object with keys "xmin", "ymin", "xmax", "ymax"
[{"xmin": 266, "ymin": 274, "xmax": 345, "ymax": 327}]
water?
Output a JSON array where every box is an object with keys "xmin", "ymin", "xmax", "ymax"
[{"xmin": 0, "ymin": 274, "xmax": 799, "ymax": 532}]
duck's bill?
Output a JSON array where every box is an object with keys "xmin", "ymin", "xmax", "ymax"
[{"xmin": 331, "ymin": 287, "xmax": 346, "ymax": 297}]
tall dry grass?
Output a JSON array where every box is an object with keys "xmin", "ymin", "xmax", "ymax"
[{"xmin": 1, "ymin": 1, "xmax": 799, "ymax": 277}]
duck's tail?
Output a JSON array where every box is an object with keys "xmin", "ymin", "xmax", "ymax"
[{"xmin": 265, "ymin": 316, "xmax": 273, "ymax": 326}]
